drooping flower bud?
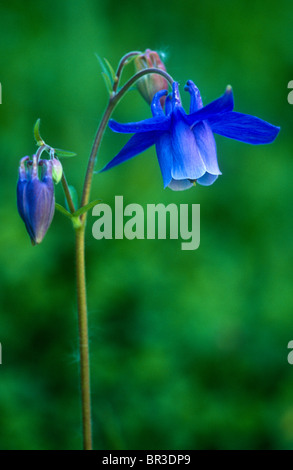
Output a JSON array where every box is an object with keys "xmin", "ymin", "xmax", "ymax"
[
  {"xmin": 17, "ymin": 155, "xmax": 55, "ymax": 245},
  {"xmin": 134, "ymin": 49, "xmax": 168, "ymax": 105}
]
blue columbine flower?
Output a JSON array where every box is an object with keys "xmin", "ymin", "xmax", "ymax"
[
  {"xmin": 17, "ymin": 155, "xmax": 55, "ymax": 245},
  {"xmin": 102, "ymin": 81, "xmax": 280, "ymax": 190}
]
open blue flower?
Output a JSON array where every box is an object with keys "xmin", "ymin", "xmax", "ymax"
[{"xmin": 102, "ymin": 81, "xmax": 280, "ymax": 190}]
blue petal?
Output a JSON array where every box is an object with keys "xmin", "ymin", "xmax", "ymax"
[
  {"xmin": 101, "ymin": 131, "xmax": 159, "ymax": 172},
  {"xmin": 168, "ymin": 179, "xmax": 194, "ymax": 191},
  {"xmin": 186, "ymin": 85, "xmax": 234, "ymax": 126},
  {"xmin": 184, "ymin": 80, "xmax": 203, "ymax": 113},
  {"xmin": 109, "ymin": 116, "xmax": 170, "ymax": 134},
  {"xmin": 17, "ymin": 178, "xmax": 35, "ymax": 241},
  {"xmin": 192, "ymin": 121, "xmax": 221, "ymax": 176},
  {"xmin": 171, "ymin": 109, "xmax": 207, "ymax": 180},
  {"xmin": 208, "ymin": 111, "xmax": 280, "ymax": 144},
  {"xmin": 26, "ymin": 178, "xmax": 55, "ymax": 244},
  {"xmin": 155, "ymin": 132, "xmax": 173, "ymax": 188},
  {"xmin": 197, "ymin": 173, "xmax": 219, "ymax": 186},
  {"xmin": 17, "ymin": 178, "xmax": 28, "ymax": 222}
]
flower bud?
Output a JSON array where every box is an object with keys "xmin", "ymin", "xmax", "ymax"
[
  {"xmin": 51, "ymin": 157, "xmax": 63, "ymax": 184},
  {"xmin": 134, "ymin": 49, "xmax": 168, "ymax": 105},
  {"xmin": 17, "ymin": 155, "xmax": 55, "ymax": 245}
]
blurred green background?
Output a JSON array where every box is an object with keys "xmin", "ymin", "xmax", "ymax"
[{"xmin": 0, "ymin": 0, "xmax": 293, "ymax": 450}]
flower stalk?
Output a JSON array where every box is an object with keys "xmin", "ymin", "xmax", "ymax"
[
  {"xmin": 80, "ymin": 66, "xmax": 174, "ymax": 221},
  {"xmin": 75, "ymin": 226, "xmax": 92, "ymax": 450},
  {"xmin": 72, "ymin": 57, "xmax": 174, "ymax": 450}
]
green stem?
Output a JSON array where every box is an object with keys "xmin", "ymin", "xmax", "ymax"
[
  {"xmin": 61, "ymin": 172, "xmax": 76, "ymax": 213},
  {"xmin": 80, "ymin": 103, "xmax": 114, "ymax": 223},
  {"xmin": 115, "ymin": 67, "xmax": 174, "ymax": 101},
  {"xmin": 75, "ymin": 226, "xmax": 92, "ymax": 450},
  {"xmin": 113, "ymin": 51, "xmax": 142, "ymax": 93}
]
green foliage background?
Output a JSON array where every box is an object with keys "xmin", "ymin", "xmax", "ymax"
[{"xmin": 0, "ymin": 0, "xmax": 292, "ymax": 450}]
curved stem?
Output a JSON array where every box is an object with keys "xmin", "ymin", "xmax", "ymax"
[
  {"xmin": 115, "ymin": 68, "xmax": 174, "ymax": 102},
  {"xmin": 113, "ymin": 51, "xmax": 142, "ymax": 93},
  {"xmin": 80, "ymin": 103, "xmax": 114, "ymax": 224},
  {"xmin": 80, "ymin": 67, "xmax": 173, "ymax": 222}
]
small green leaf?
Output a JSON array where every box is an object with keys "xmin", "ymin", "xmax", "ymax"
[
  {"xmin": 96, "ymin": 55, "xmax": 117, "ymax": 95},
  {"xmin": 96, "ymin": 54, "xmax": 106, "ymax": 72},
  {"xmin": 101, "ymin": 72, "xmax": 114, "ymax": 96},
  {"xmin": 54, "ymin": 148, "xmax": 77, "ymax": 158},
  {"xmin": 72, "ymin": 199, "xmax": 101, "ymax": 218},
  {"xmin": 96, "ymin": 55, "xmax": 116, "ymax": 83},
  {"xmin": 103, "ymin": 57, "xmax": 117, "ymax": 83},
  {"xmin": 55, "ymin": 204, "xmax": 82, "ymax": 229},
  {"xmin": 34, "ymin": 118, "xmax": 44, "ymax": 146},
  {"xmin": 55, "ymin": 203, "xmax": 73, "ymax": 219}
]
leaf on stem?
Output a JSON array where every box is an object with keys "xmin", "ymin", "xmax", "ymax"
[
  {"xmin": 34, "ymin": 118, "xmax": 44, "ymax": 146},
  {"xmin": 72, "ymin": 199, "xmax": 102, "ymax": 218},
  {"xmin": 103, "ymin": 57, "xmax": 117, "ymax": 83},
  {"xmin": 96, "ymin": 55, "xmax": 117, "ymax": 83},
  {"xmin": 96, "ymin": 55, "xmax": 117, "ymax": 96},
  {"xmin": 101, "ymin": 72, "xmax": 114, "ymax": 96},
  {"xmin": 54, "ymin": 148, "xmax": 77, "ymax": 158},
  {"xmin": 55, "ymin": 203, "xmax": 74, "ymax": 219}
]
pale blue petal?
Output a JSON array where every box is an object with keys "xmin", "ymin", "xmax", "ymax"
[
  {"xmin": 171, "ymin": 109, "xmax": 206, "ymax": 180},
  {"xmin": 197, "ymin": 173, "xmax": 219, "ymax": 186},
  {"xmin": 192, "ymin": 121, "xmax": 221, "ymax": 175},
  {"xmin": 168, "ymin": 179, "xmax": 194, "ymax": 191}
]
